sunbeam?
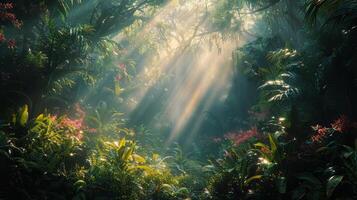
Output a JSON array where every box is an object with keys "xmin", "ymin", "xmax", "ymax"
[{"xmin": 112, "ymin": 0, "xmax": 257, "ymax": 145}]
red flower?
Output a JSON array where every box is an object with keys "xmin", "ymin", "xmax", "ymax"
[
  {"xmin": 59, "ymin": 104, "xmax": 86, "ymax": 130},
  {"xmin": 0, "ymin": 33, "xmax": 5, "ymax": 42},
  {"xmin": 61, "ymin": 117, "xmax": 83, "ymax": 130},
  {"xmin": 7, "ymin": 39, "xmax": 15, "ymax": 49},
  {"xmin": 224, "ymin": 127, "xmax": 259, "ymax": 146},
  {"xmin": 0, "ymin": 3, "xmax": 14, "ymax": 9},
  {"xmin": 331, "ymin": 115, "xmax": 350, "ymax": 133},
  {"xmin": 311, "ymin": 125, "xmax": 329, "ymax": 143},
  {"xmin": 56, "ymin": 105, "xmax": 90, "ymax": 141},
  {"xmin": 5, "ymin": 13, "xmax": 16, "ymax": 21}
]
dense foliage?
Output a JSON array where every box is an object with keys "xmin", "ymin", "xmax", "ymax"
[{"xmin": 1, "ymin": 0, "xmax": 357, "ymax": 199}]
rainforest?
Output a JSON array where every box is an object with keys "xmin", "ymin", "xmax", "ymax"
[{"xmin": 0, "ymin": 0, "xmax": 357, "ymax": 199}]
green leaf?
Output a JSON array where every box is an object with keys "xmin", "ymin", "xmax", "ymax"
[
  {"xmin": 152, "ymin": 153, "xmax": 160, "ymax": 161},
  {"xmin": 254, "ymin": 142, "xmax": 269, "ymax": 149},
  {"xmin": 118, "ymin": 138, "xmax": 126, "ymax": 148},
  {"xmin": 268, "ymin": 134, "xmax": 277, "ymax": 154},
  {"xmin": 298, "ymin": 174, "xmax": 321, "ymax": 185},
  {"xmin": 136, "ymin": 165, "xmax": 153, "ymax": 172},
  {"xmin": 35, "ymin": 114, "xmax": 44, "ymax": 121},
  {"xmin": 74, "ymin": 180, "xmax": 86, "ymax": 192},
  {"xmin": 161, "ymin": 184, "xmax": 174, "ymax": 191},
  {"xmin": 132, "ymin": 154, "xmax": 146, "ymax": 163},
  {"xmin": 316, "ymin": 146, "xmax": 328, "ymax": 153},
  {"xmin": 326, "ymin": 175, "xmax": 343, "ymax": 198},
  {"xmin": 292, "ymin": 187, "xmax": 306, "ymax": 200},
  {"xmin": 175, "ymin": 187, "xmax": 189, "ymax": 195},
  {"xmin": 277, "ymin": 176, "xmax": 287, "ymax": 194},
  {"xmin": 244, "ymin": 175, "xmax": 263, "ymax": 185},
  {"xmin": 18, "ymin": 105, "xmax": 29, "ymax": 127},
  {"xmin": 115, "ymin": 81, "xmax": 124, "ymax": 96}
]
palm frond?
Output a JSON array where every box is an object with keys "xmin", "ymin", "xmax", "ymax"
[
  {"xmin": 305, "ymin": 0, "xmax": 357, "ymax": 25},
  {"xmin": 259, "ymin": 72, "xmax": 301, "ymax": 102}
]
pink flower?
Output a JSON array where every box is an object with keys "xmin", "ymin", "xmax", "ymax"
[
  {"xmin": 61, "ymin": 117, "xmax": 83, "ymax": 129},
  {"xmin": 61, "ymin": 104, "xmax": 85, "ymax": 129}
]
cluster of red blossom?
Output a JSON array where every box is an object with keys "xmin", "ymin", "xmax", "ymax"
[
  {"xmin": 49, "ymin": 104, "xmax": 97, "ymax": 141},
  {"xmin": 311, "ymin": 125, "xmax": 330, "ymax": 143},
  {"xmin": 0, "ymin": 2, "xmax": 22, "ymax": 48},
  {"xmin": 331, "ymin": 115, "xmax": 352, "ymax": 133},
  {"xmin": 0, "ymin": 2, "xmax": 22, "ymax": 28},
  {"xmin": 0, "ymin": 30, "xmax": 17, "ymax": 48},
  {"xmin": 311, "ymin": 115, "xmax": 356, "ymax": 143},
  {"xmin": 0, "ymin": 3, "xmax": 13, "ymax": 9},
  {"xmin": 223, "ymin": 127, "xmax": 259, "ymax": 146}
]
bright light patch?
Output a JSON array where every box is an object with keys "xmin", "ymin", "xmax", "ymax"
[{"xmin": 112, "ymin": 0, "xmax": 257, "ymax": 145}]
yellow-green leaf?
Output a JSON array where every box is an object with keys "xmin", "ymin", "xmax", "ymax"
[
  {"xmin": 114, "ymin": 81, "xmax": 123, "ymax": 96},
  {"xmin": 36, "ymin": 114, "xmax": 44, "ymax": 121},
  {"xmin": 152, "ymin": 153, "xmax": 160, "ymax": 161},
  {"xmin": 118, "ymin": 138, "xmax": 126, "ymax": 148},
  {"xmin": 244, "ymin": 175, "xmax": 263, "ymax": 185},
  {"xmin": 268, "ymin": 134, "xmax": 277, "ymax": 154},
  {"xmin": 132, "ymin": 154, "xmax": 146, "ymax": 163},
  {"xmin": 254, "ymin": 142, "xmax": 269, "ymax": 149},
  {"xmin": 18, "ymin": 105, "xmax": 29, "ymax": 127}
]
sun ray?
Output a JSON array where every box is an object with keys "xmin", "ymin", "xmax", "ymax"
[{"xmin": 109, "ymin": 0, "xmax": 258, "ymax": 145}]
